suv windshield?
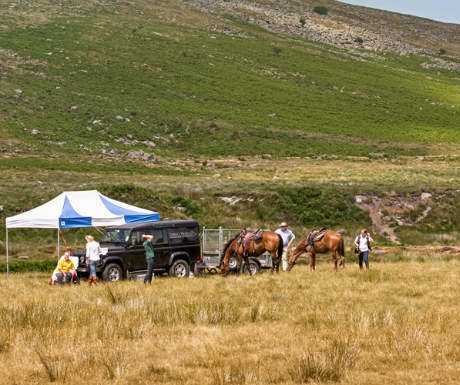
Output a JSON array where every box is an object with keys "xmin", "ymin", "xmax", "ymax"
[{"xmin": 101, "ymin": 228, "xmax": 130, "ymax": 243}]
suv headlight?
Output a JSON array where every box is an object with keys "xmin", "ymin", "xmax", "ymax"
[{"xmin": 80, "ymin": 256, "xmax": 85, "ymax": 264}]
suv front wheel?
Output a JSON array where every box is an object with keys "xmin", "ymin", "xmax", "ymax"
[
  {"xmin": 169, "ymin": 259, "xmax": 190, "ymax": 278},
  {"xmin": 102, "ymin": 263, "xmax": 123, "ymax": 282}
]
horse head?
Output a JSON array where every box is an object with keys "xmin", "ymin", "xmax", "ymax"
[
  {"xmin": 287, "ymin": 241, "xmax": 308, "ymax": 271},
  {"xmin": 220, "ymin": 259, "xmax": 231, "ymax": 276},
  {"xmin": 220, "ymin": 236, "xmax": 238, "ymax": 277}
]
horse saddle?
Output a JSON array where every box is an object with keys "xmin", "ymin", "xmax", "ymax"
[
  {"xmin": 313, "ymin": 227, "xmax": 327, "ymax": 242},
  {"xmin": 252, "ymin": 229, "xmax": 263, "ymax": 242}
]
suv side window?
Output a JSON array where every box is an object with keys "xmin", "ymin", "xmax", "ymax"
[
  {"xmin": 130, "ymin": 230, "xmax": 144, "ymax": 246},
  {"xmin": 167, "ymin": 226, "xmax": 200, "ymax": 245},
  {"xmin": 130, "ymin": 229, "xmax": 166, "ymax": 246},
  {"xmin": 152, "ymin": 229, "xmax": 166, "ymax": 245}
]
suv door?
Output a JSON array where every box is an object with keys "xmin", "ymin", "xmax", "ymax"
[
  {"xmin": 166, "ymin": 226, "xmax": 200, "ymax": 262},
  {"xmin": 150, "ymin": 229, "xmax": 170, "ymax": 269},
  {"xmin": 125, "ymin": 230, "xmax": 148, "ymax": 270}
]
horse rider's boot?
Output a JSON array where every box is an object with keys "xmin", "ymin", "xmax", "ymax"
[
  {"xmin": 93, "ymin": 276, "xmax": 98, "ymax": 286},
  {"xmin": 88, "ymin": 276, "xmax": 94, "ymax": 286}
]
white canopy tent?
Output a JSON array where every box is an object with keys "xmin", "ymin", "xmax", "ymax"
[{"xmin": 5, "ymin": 190, "xmax": 159, "ymax": 277}]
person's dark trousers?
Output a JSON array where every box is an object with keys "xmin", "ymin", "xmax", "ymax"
[
  {"xmin": 144, "ymin": 258, "xmax": 154, "ymax": 284},
  {"xmin": 56, "ymin": 272, "xmax": 73, "ymax": 285},
  {"xmin": 358, "ymin": 251, "xmax": 369, "ymax": 269}
]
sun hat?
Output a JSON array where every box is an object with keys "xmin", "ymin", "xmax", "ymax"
[{"xmin": 280, "ymin": 222, "xmax": 287, "ymax": 227}]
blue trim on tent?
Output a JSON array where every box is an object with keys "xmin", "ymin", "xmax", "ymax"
[
  {"xmin": 59, "ymin": 196, "xmax": 92, "ymax": 228},
  {"xmin": 99, "ymin": 194, "xmax": 147, "ymax": 216},
  {"xmin": 125, "ymin": 213, "xmax": 160, "ymax": 223}
]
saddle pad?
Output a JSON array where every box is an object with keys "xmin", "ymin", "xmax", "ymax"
[
  {"xmin": 253, "ymin": 230, "xmax": 263, "ymax": 241},
  {"xmin": 314, "ymin": 231, "xmax": 326, "ymax": 242}
]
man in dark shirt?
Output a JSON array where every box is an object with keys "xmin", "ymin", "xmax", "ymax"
[{"xmin": 142, "ymin": 234, "xmax": 155, "ymax": 284}]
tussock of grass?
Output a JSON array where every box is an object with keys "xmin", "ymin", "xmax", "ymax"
[{"xmin": 288, "ymin": 338, "xmax": 359, "ymax": 383}]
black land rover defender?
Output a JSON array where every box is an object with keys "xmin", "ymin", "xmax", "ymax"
[{"xmin": 73, "ymin": 220, "xmax": 200, "ymax": 281}]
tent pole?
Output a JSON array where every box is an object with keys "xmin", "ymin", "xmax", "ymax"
[
  {"xmin": 57, "ymin": 228, "xmax": 60, "ymax": 260},
  {"xmin": 6, "ymin": 227, "xmax": 9, "ymax": 279}
]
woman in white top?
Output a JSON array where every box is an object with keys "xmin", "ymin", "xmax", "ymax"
[
  {"xmin": 85, "ymin": 235, "xmax": 102, "ymax": 286},
  {"xmin": 354, "ymin": 229, "xmax": 374, "ymax": 270}
]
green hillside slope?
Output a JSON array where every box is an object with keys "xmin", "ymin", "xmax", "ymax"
[
  {"xmin": 0, "ymin": 1, "xmax": 459, "ymax": 159},
  {"xmin": 0, "ymin": 0, "xmax": 458, "ymax": 256}
]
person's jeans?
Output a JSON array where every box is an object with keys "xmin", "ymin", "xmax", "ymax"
[
  {"xmin": 144, "ymin": 258, "xmax": 154, "ymax": 284},
  {"xmin": 359, "ymin": 251, "xmax": 369, "ymax": 269},
  {"xmin": 56, "ymin": 272, "xmax": 72, "ymax": 285},
  {"xmin": 89, "ymin": 260, "xmax": 98, "ymax": 276}
]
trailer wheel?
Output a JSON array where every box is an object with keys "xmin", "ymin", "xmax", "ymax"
[
  {"xmin": 243, "ymin": 259, "xmax": 260, "ymax": 275},
  {"xmin": 228, "ymin": 256, "xmax": 238, "ymax": 271}
]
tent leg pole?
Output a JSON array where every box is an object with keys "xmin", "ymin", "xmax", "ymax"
[
  {"xmin": 57, "ymin": 228, "xmax": 60, "ymax": 261},
  {"xmin": 6, "ymin": 228, "xmax": 9, "ymax": 279}
]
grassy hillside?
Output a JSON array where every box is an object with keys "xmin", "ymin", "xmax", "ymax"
[
  {"xmin": 0, "ymin": 0, "xmax": 459, "ymax": 260},
  {"xmin": 0, "ymin": 1, "xmax": 459, "ymax": 159}
]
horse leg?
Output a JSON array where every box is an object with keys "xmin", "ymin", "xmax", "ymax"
[
  {"xmin": 307, "ymin": 252, "xmax": 313, "ymax": 271},
  {"xmin": 332, "ymin": 251, "xmax": 338, "ymax": 272},
  {"xmin": 340, "ymin": 252, "xmax": 345, "ymax": 269},
  {"xmin": 311, "ymin": 252, "xmax": 316, "ymax": 272},
  {"xmin": 243, "ymin": 255, "xmax": 251, "ymax": 274},
  {"xmin": 269, "ymin": 251, "xmax": 276, "ymax": 274},
  {"xmin": 273, "ymin": 250, "xmax": 280, "ymax": 274},
  {"xmin": 236, "ymin": 253, "xmax": 243, "ymax": 276}
]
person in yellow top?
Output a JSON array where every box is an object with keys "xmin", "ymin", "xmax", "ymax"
[{"xmin": 56, "ymin": 251, "xmax": 76, "ymax": 285}]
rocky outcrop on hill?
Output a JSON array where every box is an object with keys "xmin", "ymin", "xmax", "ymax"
[
  {"xmin": 181, "ymin": 0, "xmax": 459, "ymax": 67},
  {"xmin": 354, "ymin": 189, "xmax": 459, "ymax": 243}
]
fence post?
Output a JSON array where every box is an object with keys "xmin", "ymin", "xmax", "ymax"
[
  {"xmin": 202, "ymin": 226, "xmax": 206, "ymax": 254},
  {"xmin": 6, "ymin": 227, "xmax": 9, "ymax": 279},
  {"xmin": 219, "ymin": 226, "xmax": 223, "ymax": 258}
]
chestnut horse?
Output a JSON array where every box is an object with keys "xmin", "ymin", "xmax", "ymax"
[
  {"xmin": 287, "ymin": 231, "xmax": 345, "ymax": 272},
  {"xmin": 220, "ymin": 231, "xmax": 283, "ymax": 276}
]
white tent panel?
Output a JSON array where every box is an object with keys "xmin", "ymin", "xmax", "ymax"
[{"xmin": 6, "ymin": 190, "xmax": 159, "ymax": 229}]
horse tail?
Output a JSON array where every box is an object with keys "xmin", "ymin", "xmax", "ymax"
[
  {"xmin": 276, "ymin": 234, "xmax": 284, "ymax": 262},
  {"xmin": 338, "ymin": 235, "xmax": 345, "ymax": 258},
  {"xmin": 220, "ymin": 234, "xmax": 238, "ymax": 263}
]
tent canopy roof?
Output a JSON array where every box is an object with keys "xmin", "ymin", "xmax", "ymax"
[{"xmin": 6, "ymin": 190, "xmax": 159, "ymax": 229}]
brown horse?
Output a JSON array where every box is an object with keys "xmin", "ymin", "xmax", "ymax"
[
  {"xmin": 220, "ymin": 231, "xmax": 283, "ymax": 276},
  {"xmin": 287, "ymin": 231, "xmax": 345, "ymax": 272}
]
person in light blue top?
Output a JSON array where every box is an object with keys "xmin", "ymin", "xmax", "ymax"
[{"xmin": 275, "ymin": 222, "xmax": 295, "ymax": 271}]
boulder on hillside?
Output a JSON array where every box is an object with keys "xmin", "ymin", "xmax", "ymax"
[{"xmin": 125, "ymin": 150, "xmax": 156, "ymax": 161}]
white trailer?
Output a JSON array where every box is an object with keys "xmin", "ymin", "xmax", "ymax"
[{"xmin": 197, "ymin": 227, "xmax": 273, "ymax": 275}]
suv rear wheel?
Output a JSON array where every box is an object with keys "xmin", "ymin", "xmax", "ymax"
[
  {"xmin": 169, "ymin": 259, "xmax": 190, "ymax": 278},
  {"xmin": 102, "ymin": 263, "xmax": 122, "ymax": 282}
]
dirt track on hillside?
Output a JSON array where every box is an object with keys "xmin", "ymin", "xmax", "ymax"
[{"xmin": 372, "ymin": 245, "xmax": 460, "ymax": 256}]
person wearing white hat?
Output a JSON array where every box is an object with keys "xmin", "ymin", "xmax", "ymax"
[{"xmin": 275, "ymin": 222, "xmax": 295, "ymax": 271}]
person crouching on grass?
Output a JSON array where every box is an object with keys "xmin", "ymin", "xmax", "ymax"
[
  {"xmin": 142, "ymin": 234, "xmax": 155, "ymax": 284},
  {"xmin": 56, "ymin": 251, "xmax": 76, "ymax": 285},
  {"xmin": 85, "ymin": 235, "xmax": 102, "ymax": 286}
]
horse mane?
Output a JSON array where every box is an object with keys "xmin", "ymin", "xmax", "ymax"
[{"xmin": 220, "ymin": 234, "xmax": 239, "ymax": 263}]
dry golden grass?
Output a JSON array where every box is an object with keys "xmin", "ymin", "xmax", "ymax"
[{"xmin": 0, "ymin": 259, "xmax": 458, "ymax": 385}]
